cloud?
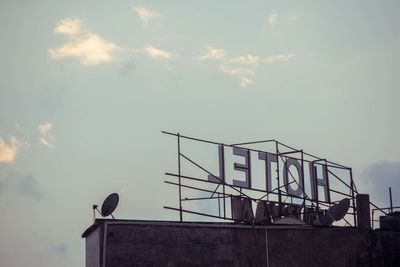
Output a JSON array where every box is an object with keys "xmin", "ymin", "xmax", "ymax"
[
  {"xmin": 230, "ymin": 54, "xmax": 260, "ymax": 66},
  {"xmin": 38, "ymin": 123, "xmax": 52, "ymax": 136},
  {"xmin": 360, "ymin": 161, "xmax": 400, "ymax": 207},
  {"xmin": 16, "ymin": 175, "xmax": 42, "ymax": 200},
  {"xmin": 49, "ymin": 17, "xmax": 120, "ymax": 65},
  {"xmin": 0, "ymin": 136, "xmax": 25, "ymax": 163},
  {"xmin": 239, "ymin": 77, "xmax": 253, "ymax": 88},
  {"xmin": 54, "ymin": 17, "xmax": 82, "ymax": 35},
  {"xmin": 219, "ymin": 64, "xmax": 254, "ymax": 76},
  {"xmin": 143, "ymin": 46, "xmax": 172, "ymax": 60},
  {"xmin": 198, "ymin": 45, "xmax": 226, "ymax": 60},
  {"xmin": 268, "ymin": 12, "xmax": 279, "ymax": 26},
  {"xmin": 133, "ymin": 6, "xmax": 160, "ymax": 25},
  {"xmin": 38, "ymin": 123, "xmax": 54, "ymax": 148},
  {"xmin": 265, "ymin": 53, "xmax": 295, "ymax": 64},
  {"xmin": 0, "ymin": 169, "xmax": 42, "ymax": 200},
  {"xmin": 196, "ymin": 46, "xmax": 294, "ymax": 88},
  {"xmin": 219, "ymin": 65, "xmax": 254, "ymax": 88}
]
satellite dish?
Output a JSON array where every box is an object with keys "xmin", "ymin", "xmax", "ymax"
[
  {"xmin": 321, "ymin": 211, "xmax": 334, "ymax": 226},
  {"xmin": 101, "ymin": 193, "xmax": 119, "ymax": 217},
  {"xmin": 321, "ymin": 198, "xmax": 350, "ymax": 226},
  {"xmin": 332, "ymin": 198, "xmax": 350, "ymax": 221}
]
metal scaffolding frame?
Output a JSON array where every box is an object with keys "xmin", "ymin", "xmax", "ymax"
[{"xmin": 162, "ymin": 131, "xmax": 372, "ymax": 227}]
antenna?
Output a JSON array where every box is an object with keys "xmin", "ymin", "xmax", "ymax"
[
  {"xmin": 92, "ymin": 193, "xmax": 119, "ymax": 221},
  {"xmin": 321, "ymin": 198, "xmax": 350, "ymax": 226}
]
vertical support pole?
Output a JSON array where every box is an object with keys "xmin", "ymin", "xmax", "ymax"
[
  {"xmin": 92, "ymin": 205, "xmax": 96, "ymax": 223},
  {"xmin": 177, "ymin": 133, "xmax": 183, "ymax": 222},
  {"xmin": 313, "ymin": 165, "xmax": 319, "ymax": 211},
  {"xmin": 301, "ymin": 150, "xmax": 306, "ymax": 213},
  {"xmin": 389, "ymin": 187, "xmax": 393, "ymax": 213},
  {"xmin": 221, "ymin": 143, "xmax": 226, "ymax": 219},
  {"xmin": 323, "ymin": 160, "xmax": 330, "ymax": 203},
  {"xmin": 372, "ymin": 210, "xmax": 375, "ymax": 229},
  {"xmin": 218, "ymin": 193, "xmax": 221, "ymax": 217},
  {"xmin": 350, "ymin": 168, "xmax": 357, "ymax": 227},
  {"xmin": 275, "ymin": 142, "xmax": 282, "ymax": 217}
]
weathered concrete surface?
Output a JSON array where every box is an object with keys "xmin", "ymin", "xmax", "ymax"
[{"xmin": 82, "ymin": 220, "xmax": 400, "ymax": 267}]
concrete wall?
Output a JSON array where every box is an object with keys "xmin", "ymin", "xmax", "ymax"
[
  {"xmin": 83, "ymin": 220, "xmax": 400, "ymax": 267},
  {"xmin": 86, "ymin": 226, "xmax": 101, "ymax": 267}
]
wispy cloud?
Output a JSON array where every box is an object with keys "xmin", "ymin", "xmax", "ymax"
[
  {"xmin": 265, "ymin": 53, "xmax": 295, "ymax": 64},
  {"xmin": 219, "ymin": 64, "xmax": 254, "ymax": 76},
  {"xmin": 54, "ymin": 17, "xmax": 82, "ymax": 35},
  {"xmin": 144, "ymin": 46, "xmax": 172, "ymax": 60},
  {"xmin": 196, "ymin": 46, "xmax": 259, "ymax": 87},
  {"xmin": 0, "ymin": 169, "xmax": 42, "ymax": 200},
  {"xmin": 49, "ymin": 17, "xmax": 120, "ymax": 65},
  {"xmin": 198, "ymin": 45, "xmax": 226, "ymax": 60},
  {"xmin": 229, "ymin": 54, "xmax": 260, "ymax": 66},
  {"xmin": 268, "ymin": 12, "xmax": 279, "ymax": 26},
  {"xmin": 16, "ymin": 175, "xmax": 42, "ymax": 200},
  {"xmin": 0, "ymin": 136, "xmax": 25, "ymax": 163},
  {"xmin": 133, "ymin": 6, "xmax": 161, "ymax": 25},
  {"xmin": 196, "ymin": 44, "xmax": 295, "ymax": 87},
  {"xmin": 219, "ymin": 64, "xmax": 254, "ymax": 88},
  {"xmin": 38, "ymin": 123, "xmax": 54, "ymax": 148},
  {"xmin": 239, "ymin": 77, "xmax": 253, "ymax": 88}
]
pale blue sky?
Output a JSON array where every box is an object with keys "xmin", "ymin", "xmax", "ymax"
[{"xmin": 0, "ymin": 1, "xmax": 400, "ymax": 266}]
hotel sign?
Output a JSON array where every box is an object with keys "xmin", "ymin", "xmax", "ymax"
[{"xmin": 163, "ymin": 131, "xmax": 357, "ymax": 226}]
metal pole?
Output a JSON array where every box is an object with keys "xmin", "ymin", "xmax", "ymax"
[
  {"xmin": 324, "ymin": 160, "xmax": 331, "ymax": 203},
  {"xmin": 301, "ymin": 150, "xmax": 306, "ymax": 214},
  {"xmin": 218, "ymin": 193, "xmax": 221, "ymax": 217},
  {"xmin": 314, "ymin": 165, "xmax": 319, "ymax": 211},
  {"xmin": 221, "ymin": 144, "xmax": 226, "ymax": 219},
  {"xmin": 389, "ymin": 187, "xmax": 393, "ymax": 213},
  {"xmin": 177, "ymin": 133, "xmax": 183, "ymax": 222},
  {"xmin": 349, "ymin": 168, "xmax": 356, "ymax": 227},
  {"xmin": 275, "ymin": 141, "xmax": 282, "ymax": 217},
  {"xmin": 92, "ymin": 205, "xmax": 97, "ymax": 222},
  {"xmin": 372, "ymin": 209, "xmax": 374, "ymax": 229}
]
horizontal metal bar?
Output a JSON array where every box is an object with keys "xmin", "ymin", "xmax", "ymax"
[
  {"xmin": 162, "ymin": 131, "xmax": 349, "ymax": 169},
  {"xmin": 231, "ymin": 139, "xmax": 276, "ymax": 146},
  {"xmin": 179, "ymin": 153, "xmax": 253, "ymax": 200},
  {"xmin": 162, "ymin": 131, "xmax": 221, "ymax": 145},
  {"xmin": 370, "ymin": 202, "xmax": 388, "ymax": 215},
  {"xmin": 182, "ymin": 195, "xmax": 230, "ymax": 202},
  {"xmin": 329, "ymin": 188, "xmax": 353, "ymax": 198},
  {"xmin": 164, "ymin": 206, "xmax": 234, "ymax": 221},
  {"xmin": 165, "ymin": 181, "xmax": 223, "ymax": 195},
  {"xmin": 372, "ymin": 206, "xmax": 400, "ymax": 211},
  {"xmin": 165, "ymin": 172, "xmax": 337, "ymax": 206},
  {"xmin": 279, "ymin": 150, "xmax": 303, "ymax": 155}
]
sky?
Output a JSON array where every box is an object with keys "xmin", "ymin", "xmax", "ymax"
[{"xmin": 0, "ymin": 0, "xmax": 400, "ymax": 266}]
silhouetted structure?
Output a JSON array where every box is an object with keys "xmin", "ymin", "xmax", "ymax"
[
  {"xmin": 82, "ymin": 219, "xmax": 400, "ymax": 267},
  {"xmin": 82, "ymin": 133, "xmax": 400, "ymax": 266}
]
